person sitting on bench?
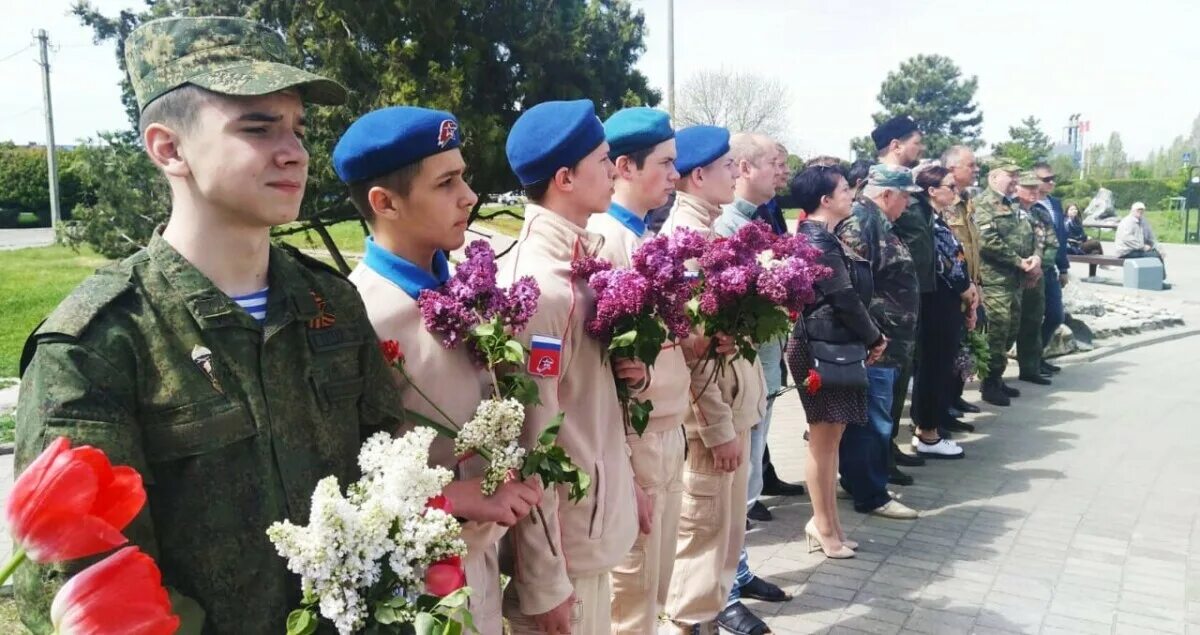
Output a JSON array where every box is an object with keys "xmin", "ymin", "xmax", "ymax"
[
  {"xmin": 1115, "ymin": 201, "xmax": 1166, "ymax": 279},
  {"xmin": 1066, "ymin": 204, "xmax": 1102, "ymax": 256}
]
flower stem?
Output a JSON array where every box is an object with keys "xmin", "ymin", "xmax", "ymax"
[
  {"xmin": 0, "ymin": 548, "xmax": 26, "ymax": 585},
  {"xmin": 530, "ymin": 505, "xmax": 558, "ymax": 557},
  {"xmin": 397, "ymin": 365, "xmax": 460, "ymax": 433}
]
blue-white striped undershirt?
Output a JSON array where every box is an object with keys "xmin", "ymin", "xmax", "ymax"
[{"xmin": 231, "ymin": 287, "xmax": 269, "ymax": 325}]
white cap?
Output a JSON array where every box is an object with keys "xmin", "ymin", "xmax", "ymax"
[{"xmin": 1131, "ymin": 201, "xmax": 1146, "ymax": 211}]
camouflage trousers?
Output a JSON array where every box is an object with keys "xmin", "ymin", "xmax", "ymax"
[
  {"xmin": 1017, "ymin": 275, "xmax": 1046, "ymax": 376},
  {"xmin": 981, "ymin": 283, "xmax": 1021, "ymax": 379}
]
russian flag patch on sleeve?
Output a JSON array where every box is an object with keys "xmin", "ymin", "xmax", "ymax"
[{"xmin": 528, "ymin": 335, "xmax": 563, "ymax": 378}]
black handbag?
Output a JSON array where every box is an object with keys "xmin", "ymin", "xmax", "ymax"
[{"xmin": 808, "ymin": 340, "xmax": 869, "ymax": 390}]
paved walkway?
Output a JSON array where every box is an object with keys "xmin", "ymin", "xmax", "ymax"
[
  {"xmin": 0, "ymin": 228, "xmax": 53, "ymax": 251},
  {"xmin": 742, "ymin": 334, "xmax": 1200, "ymax": 634}
]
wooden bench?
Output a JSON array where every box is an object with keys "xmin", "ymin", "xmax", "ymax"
[{"xmin": 1068, "ymin": 253, "xmax": 1123, "ymax": 278}]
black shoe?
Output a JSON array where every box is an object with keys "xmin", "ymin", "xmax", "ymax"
[
  {"xmin": 1019, "ymin": 373, "xmax": 1052, "ymax": 386},
  {"xmin": 893, "ymin": 446, "xmax": 925, "ymax": 467},
  {"xmin": 745, "ymin": 519, "xmax": 752, "ymax": 531},
  {"xmin": 954, "ymin": 397, "xmax": 981, "ymax": 414},
  {"xmin": 716, "ymin": 602, "xmax": 771, "ymax": 635},
  {"xmin": 747, "ymin": 501, "xmax": 773, "ymax": 522},
  {"xmin": 739, "ymin": 576, "xmax": 791, "ymax": 602},
  {"xmin": 981, "ymin": 379, "xmax": 1011, "ymax": 406},
  {"xmin": 888, "ymin": 466, "xmax": 914, "ymax": 486},
  {"xmin": 1041, "ymin": 361, "xmax": 1061, "ymax": 374},
  {"xmin": 947, "ymin": 406, "xmax": 963, "ymax": 419},
  {"xmin": 1001, "ymin": 382, "xmax": 1021, "ymax": 398},
  {"xmin": 944, "ymin": 418, "xmax": 975, "ymax": 433},
  {"xmin": 760, "ymin": 478, "xmax": 806, "ymax": 497}
]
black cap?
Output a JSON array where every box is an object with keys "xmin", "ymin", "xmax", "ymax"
[{"xmin": 871, "ymin": 115, "xmax": 919, "ymax": 152}]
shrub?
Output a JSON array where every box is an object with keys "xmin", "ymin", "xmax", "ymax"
[{"xmin": 64, "ymin": 133, "xmax": 169, "ymax": 259}]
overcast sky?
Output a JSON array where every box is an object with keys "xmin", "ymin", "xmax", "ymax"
[{"xmin": 3, "ymin": 0, "xmax": 1199, "ymax": 162}]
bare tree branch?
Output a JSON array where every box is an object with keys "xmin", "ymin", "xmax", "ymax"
[{"xmin": 675, "ymin": 70, "xmax": 790, "ymax": 139}]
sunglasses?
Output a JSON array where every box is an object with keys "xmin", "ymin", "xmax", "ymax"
[{"xmin": 1040, "ymin": 175, "xmax": 1056, "ymax": 183}]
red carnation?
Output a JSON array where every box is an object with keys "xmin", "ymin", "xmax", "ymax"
[
  {"xmin": 379, "ymin": 339, "xmax": 404, "ymax": 366},
  {"xmin": 803, "ymin": 369, "xmax": 822, "ymax": 396},
  {"xmin": 425, "ymin": 494, "xmax": 453, "ymax": 515}
]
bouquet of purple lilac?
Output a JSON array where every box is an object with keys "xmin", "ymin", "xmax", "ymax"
[
  {"xmin": 411, "ymin": 241, "xmax": 590, "ymax": 555},
  {"xmin": 690, "ymin": 221, "xmax": 830, "ymax": 364},
  {"xmin": 572, "ymin": 231, "xmax": 705, "ymax": 435}
]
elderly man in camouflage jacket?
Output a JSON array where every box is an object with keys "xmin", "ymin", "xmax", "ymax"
[
  {"xmin": 834, "ymin": 164, "xmax": 930, "ymax": 520},
  {"xmin": 975, "ymin": 161, "xmax": 1037, "ymax": 407}
]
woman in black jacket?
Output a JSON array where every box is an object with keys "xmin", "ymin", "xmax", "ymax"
[
  {"xmin": 787, "ymin": 165, "xmax": 886, "ymax": 559},
  {"xmin": 911, "ymin": 166, "xmax": 971, "ymax": 458}
]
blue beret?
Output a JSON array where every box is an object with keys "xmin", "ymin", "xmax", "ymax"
[
  {"xmin": 506, "ymin": 99, "xmax": 606, "ymax": 186},
  {"xmin": 604, "ymin": 107, "xmax": 674, "ymax": 160},
  {"xmin": 333, "ymin": 106, "xmax": 461, "ymax": 183},
  {"xmin": 674, "ymin": 125, "xmax": 731, "ymax": 174}
]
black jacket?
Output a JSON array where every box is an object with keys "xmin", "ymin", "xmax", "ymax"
[{"xmin": 796, "ymin": 218, "xmax": 882, "ymax": 346}]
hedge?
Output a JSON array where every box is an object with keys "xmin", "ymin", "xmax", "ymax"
[{"xmin": 1055, "ymin": 178, "xmax": 1184, "ymax": 211}]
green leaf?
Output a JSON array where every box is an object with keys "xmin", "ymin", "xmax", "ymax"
[
  {"xmin": 538, "ymin": 413, "xmax": 564, "ymax": 446},
  {"xmin": 472, "ymin": 322, "xmax": 497, "ymax": 338},
  {"xmin": 628, "ymin": 399, "xmax": 654, "ymax": 436},
  {"xmin": 414, "ymin": 612, "xmax": 440, "ymax": 635},
  {"xmin": 374, "ymin": 604, "xmax": 399, "ymax": 625},
  {"xmin": 610, "ymin": 329, "xmax": 638, "ymax": 348},
  {"xmin": 285, "ymin": 609, "xmax": 317, "ymax": 635},
  {"xmin": 503, "ymin": 339, "xmax": 527, "ymax": 365}
]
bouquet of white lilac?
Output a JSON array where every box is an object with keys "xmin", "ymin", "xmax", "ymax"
[{"xmin": 268, "ymin": 427, "xmax": 474, "ymax": 635}]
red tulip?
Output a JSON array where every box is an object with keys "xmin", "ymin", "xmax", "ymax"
[
  {"xmin": 425, "ymin": 555, "xmax": 466, "ymax": 597},
  {"xmin": 5, "ymin": 436, "xmax": 145, "ymax": 565},
  {"xmin": 50, "ymin": 546, "xmax": 180, "ymax": 635}
]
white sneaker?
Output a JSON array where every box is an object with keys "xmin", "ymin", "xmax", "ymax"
[
  {"xmin": 869, "ymin": 499, "xmax": 920, "ymax": 519},
  {"xmin": 911, "ymin": 435, "xmax": 958, "ymax": 448},
  {"xmin": 914, "ymin": 437, "xmax": 965, "ymax": 459}
]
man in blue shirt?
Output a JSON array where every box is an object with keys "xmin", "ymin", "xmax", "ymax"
[{"xmin": 1033, "ymin": 162, "xmax": 1069, "ymax": 375}]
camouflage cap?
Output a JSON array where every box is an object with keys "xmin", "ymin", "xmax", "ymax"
[
  {"xmin": 124, "ymin": 16, "xmax": 347, "ymax": 112},
  {"xmin": 867, "ymin": 163, "xmax": 922, "ymax": 192},
  {"xmin": 988, "ymin": 158, "xmax": 1022, "ymax": 173},
  {"xmin": 1016, "ymin": 171, "xmax": 1042, "ymax": 187}
]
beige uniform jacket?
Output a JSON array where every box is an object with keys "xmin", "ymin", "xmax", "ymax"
[
  {"xmin": 497, "ymin": 205, "xmax": 639, "ymax": 616},
  {"xmin": 660, "ymin": 191, "xmax": 766, "ymax": 445},
  {"xmin": 349, "ymin": 263, "xmax": 506, "ymax": 629}
]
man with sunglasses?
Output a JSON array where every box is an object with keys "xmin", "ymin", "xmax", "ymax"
[{"xmin": 1034, "ymin": 162, "xmax": 1069, "ymax": 375}]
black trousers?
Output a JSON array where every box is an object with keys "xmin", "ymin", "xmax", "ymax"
[{"xmin": 913, "ymin": 286, "xmax": 965, "ymax": 433}]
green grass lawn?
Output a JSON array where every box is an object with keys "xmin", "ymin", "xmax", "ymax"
[
  {"xmin": 0, "ymin": 413, "xmax": 13, "ymax": 444},
  {"xmin": 0, "ymin": 246, "xmax": 111, "ymax": 378}
]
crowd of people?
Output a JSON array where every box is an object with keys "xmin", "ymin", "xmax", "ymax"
[{"xmin": 10, "ymin": 15, "xmax": 1088, "ymax": 635}]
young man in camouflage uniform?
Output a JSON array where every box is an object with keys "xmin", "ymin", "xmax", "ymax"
[
  {"xmin": 13, "ymin": 17, "xmax": 403, "ymax": 633},
  {"xmin": 975, "ymin": 162, "xmax": 1037, "ymax": 406},
  {"xmin": 1013, "ymin": 171, "xmax": 1054, "ymax": 386}
]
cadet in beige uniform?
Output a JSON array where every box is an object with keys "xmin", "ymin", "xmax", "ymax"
[
  {"xmin": 498, "ymin": 99, "xmax": 648, "ymax": 635},
  {"xmin": 661, "ymin": 126, "xmax": 768, "ymax": 632},
  {"xmin": 332, "ymin": 106, "xmax": 543, "ymax": 634},
  {"xmin": 587, "ymin": 107, "xmax": 726, "ymax": 634}
]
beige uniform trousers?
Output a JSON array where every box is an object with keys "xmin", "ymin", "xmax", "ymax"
[
  {"xmin": 610, "ymin": 427, "xmax": 686, "ymax": 633},
  {"xmin": 664, "ymin": 430, "xmax": 752, "ymax": 626},
  {"xmin": 504, "ymin": 572, "xmax": 611, "ymax": 634},
  {"xmin": 465, "ymin": 544, "xmax": 502, "ymax": 635}
]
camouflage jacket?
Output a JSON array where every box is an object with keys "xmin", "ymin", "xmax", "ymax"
[
  {"xmin": 837, "ymin": 197, "xmax": 919, "ymax": 369},
  {"xmin": 974, "ymin": 188, "xmax": 1034, "ymax": 287},
  {"xmin": 1023, "ymin": 201, "xmax": 1058, "ymax": 272},
  {"xmin": 890, "ymin": 194, "xmax": 935, "ymax": 294},
  {"xmin": 14, "ymin": 231, "xmax": 403, "ymax": 634},
  {"xmin": 944, "ymin": 191, "xmax": 982, "ymax": 284}
]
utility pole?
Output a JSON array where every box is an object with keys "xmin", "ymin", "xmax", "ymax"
[
  {"xmin": 667, "ymin": 0, "xmax": 675, "ymax": 120},
  {"xmin": 37, "ymin": 29, "xmax": 62, "ymax": 229}
]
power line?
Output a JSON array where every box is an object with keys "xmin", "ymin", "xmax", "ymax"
[
  {"xmin": 0, "ymin": 43, "xmax": 34, "ymax": 64},
  {"xmin": 0, "ymin": 105, "xmax": 41, "ymax": 123}
]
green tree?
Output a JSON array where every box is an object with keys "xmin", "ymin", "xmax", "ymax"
[
  {"xmin": 0, "ymin": 144, "xmax": 92, "ymax": 226},
  {"xmin": 991, "ymin": 116, "xmax": 1053, "ymax": 168},
  {"xmin": 1103, "ymin": 132, "xmax": 1129, "ymax": 178},
  {"xmin": 860, "ymin": 54, "xmax": 984, "ymax": 159},
  {"xmin": 64, "ymin": 132, "xmax": 168, "ymax": 258},
  {"xmin": 70, "ymin": 0, "xmax": 659, "ymax": 267}
]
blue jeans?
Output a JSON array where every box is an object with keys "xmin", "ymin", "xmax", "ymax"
[
  {"xmin": 746, "ymin": 338, "xmax": 783, "ymax": 507},
  {"xmin": 728, "ymin": 339, "xmax": 783, "ymax": 605},
  {"xmin": 839, "ymin": 366, "xmax": 895, "ymax": 513},
  {"xmin": 1042, "ymin": 272, "xmax": 1063, "ymax": 347}
]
